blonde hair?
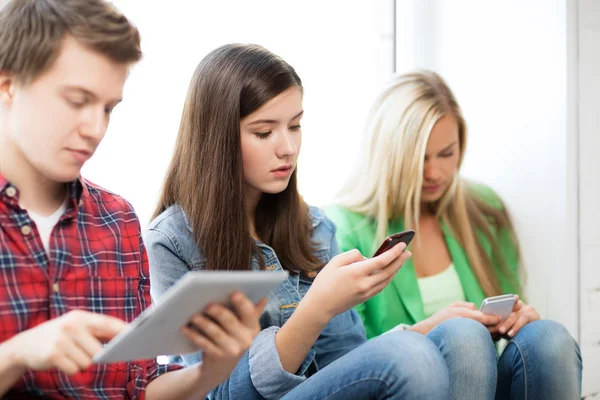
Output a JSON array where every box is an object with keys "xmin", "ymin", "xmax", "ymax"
[{"xmin": 336, "ymin": 70, "xmax": 520, "ymax": 296}]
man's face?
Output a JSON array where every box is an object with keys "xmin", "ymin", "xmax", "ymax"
[{"xmin": 1, "ymin": 35, "xmax": 129, "ymax": 183}]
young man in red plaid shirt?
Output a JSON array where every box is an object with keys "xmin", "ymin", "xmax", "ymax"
[{"xmin": 0, "ymin": 1, "xmax": 264, "ymax": 398}]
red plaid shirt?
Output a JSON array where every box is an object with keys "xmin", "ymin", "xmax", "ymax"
[{"xmin": 0, "ymin": 173, "xmax": 179, "ymax": 399}]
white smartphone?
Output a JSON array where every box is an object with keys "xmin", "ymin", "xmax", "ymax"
[{"xmin": 479, "ymin": 294, "xmax": 517, "ymax": 321}]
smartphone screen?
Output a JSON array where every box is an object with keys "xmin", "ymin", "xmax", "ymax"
[{"xmin": 373, "ymin": 229, "xmax": 415, "ymax": 257}]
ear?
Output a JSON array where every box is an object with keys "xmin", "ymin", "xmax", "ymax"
[{"xmin": 0, "ymin": 72, "xmax": 16, "ymax": 106}]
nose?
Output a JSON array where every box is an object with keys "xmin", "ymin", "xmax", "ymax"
[
  {"xmin": 275, "ymin": 129, "xmax": 298, "ymax": 159},
  {"xmin": 80, "ymin": 106, "xmax": 108, "ymax": 142},
  {"xmin": 423, "ymin": 159, "xmax": 442, "ymax": 183}
]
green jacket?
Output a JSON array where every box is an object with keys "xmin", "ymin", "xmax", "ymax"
[{"xmin": 325, "ymin": 184, "xmax": 521, "ymax": 339}]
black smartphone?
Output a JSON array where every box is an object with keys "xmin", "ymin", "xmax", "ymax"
[{"xmin": 373, "ymin": 229, "xmax": 415, "ymax": 257}]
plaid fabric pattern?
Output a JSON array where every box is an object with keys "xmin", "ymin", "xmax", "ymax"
[{"xmin": 0, "ymin": 173, "xmax": 179, "ymax": 399}]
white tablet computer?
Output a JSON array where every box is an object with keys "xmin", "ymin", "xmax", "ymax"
[{"xmin": 93, "ymin": 270, "xmax": 288, "ymax": 363}]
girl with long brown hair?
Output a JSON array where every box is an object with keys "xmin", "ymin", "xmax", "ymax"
[{"xmin": 144, "ymin": 44, "xmax": 455, "ymax": 400}]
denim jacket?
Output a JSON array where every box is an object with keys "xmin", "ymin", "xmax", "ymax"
[{"xmin": 144, "ymin": 205, "xmax": 367, "ymax": 399}]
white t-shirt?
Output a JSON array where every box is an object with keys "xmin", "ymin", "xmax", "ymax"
[{"xmin": 28, "ymin": 199, "xmax": 68, "ymax": 255}]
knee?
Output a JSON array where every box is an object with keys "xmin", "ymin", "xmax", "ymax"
[
  {"xmin": 429, "ymin": 317, "xmax": 497, "ymax": 385},
  {"xmin": 369, "ymin": 331, "xmax": 450, "ymax": 392},
  {"xmin": 513, "ymin": 320, "xmax": 581, "ymax": 366},
  {"xmin": 433, "ymin": 317, "xmax": 496, "ymax": 357}
]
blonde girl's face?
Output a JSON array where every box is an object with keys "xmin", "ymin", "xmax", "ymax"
[{"xmin": 421, "ymin": 114, "xmax": 461, "ymax": 203}]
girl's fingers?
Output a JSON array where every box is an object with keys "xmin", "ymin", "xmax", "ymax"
[
  {"xmin": 507, "ymin": 314, "xmax": 532, "ymax": 338},
  {"xmin": 188, "ymin": 313, "xmax": 242, "ymax": 356},
  {"xmin": 181, "ymin": 326, "xmax": 223, "ymax": 359}
]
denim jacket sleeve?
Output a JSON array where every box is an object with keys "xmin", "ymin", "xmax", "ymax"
[
  {"xmin": 144, "ymin": 228, "xmax": 191, "ymax": 302},
  {"xmin": 248, "ymin": 326, "xmax": 313, "ymax": 399},
  {"xmin": 144, "ymin": 221, "xmax": 206, "ymax": 367}
]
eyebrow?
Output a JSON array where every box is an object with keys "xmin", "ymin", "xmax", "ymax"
[
  {"xmin": 61, "ymin": 86, "xmax": 123, "ymax": 104},
  {"xmin": 247, "ymin": 110, "xmax": 304, "ymax": 126}
]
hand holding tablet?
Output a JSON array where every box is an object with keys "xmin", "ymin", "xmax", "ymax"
[{"xmin": 93, "ymin": 270, "xmax": 288, "ymax": 363}]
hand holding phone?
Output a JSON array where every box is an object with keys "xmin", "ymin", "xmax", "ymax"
[
  {"xmin": 373, "ymin": 229, "xmax": 416, "ymax": 257},
  {"xmin": 479, "ymin": 294, "xmax": 517, "ymax": 321}
]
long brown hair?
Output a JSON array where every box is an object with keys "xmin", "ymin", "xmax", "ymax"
[
  {"xmin": 337, "ymin": 70, "xmax": 521, "ymax": 296},
  {"xmin": 154, "ymin": 44, "xmax": 322, "ymax": 273}
]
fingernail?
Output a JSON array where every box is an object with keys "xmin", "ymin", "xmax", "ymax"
[
  {"xmin": 508, "ymin": 330, "xmax": 514, "ymax": 337},
  {"xmin": 499, "ymin": 327, "xmax": 506, "ymax": 334}
]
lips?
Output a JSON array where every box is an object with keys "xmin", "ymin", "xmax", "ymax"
[
  {"xmin": 272, "ymin": 164, "xmax": 292, "ymax": 173},
  {"xmin": 67, "ymin": 148, "xmax": 93, "ymax": 163},
  {"xmin": 271, "ymin": 164, "xmax": 294, "ymax": 178},
  {"xmin": 423, "ymin": 184, "xmax": 442, "ymax": 193}
]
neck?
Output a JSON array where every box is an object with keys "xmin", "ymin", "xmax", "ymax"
[
  {"xmin": 420, "ymin": 202, "xmax": 435, "ymax": 217},
  {"xmin": 0, "ymin": 135, "xmax": 68, "ymax": 216}
]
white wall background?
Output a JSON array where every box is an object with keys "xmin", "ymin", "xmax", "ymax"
[
  {"xmin": 396, "ymin": 0, "xmax": 597, "ymax": 396},
  {"xmin": 576, "ymin": 0, "xmax": 600, "ymax": 396},
  {"xmin": 84, "ymin": 0, "xmax": 392, "ymax": 228}
]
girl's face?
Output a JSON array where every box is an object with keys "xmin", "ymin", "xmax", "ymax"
[
  {"xmin": 240, "ymin": 86, "xmax": 303, "ymax": 199},
  {"xmin": 421, "ymin": 114, "xmax": 461, "ymax": 203}
]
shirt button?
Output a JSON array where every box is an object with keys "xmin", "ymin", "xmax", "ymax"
[
  {"xmin": 21, "ymin": 225, "xmax": 32, "ymax": 236},
  {"xmin": 306, "ymin": 271, "xmax": 318, "ymax": 278},
  {"xmin": 5, "ymin": 187, "xmax": 16, "ymax": 197},
  {"xmin": 52, "ymin": 283, "xmax": 59, "ymax": 293}
]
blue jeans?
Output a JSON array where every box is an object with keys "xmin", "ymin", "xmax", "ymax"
[
  {"xmin": 427, "ymin": 318, "xmax": 582, "ymax": 400},
  {"xmin": 280, "ymin": 330, "xmax": 449, "ymax": 399},
  {"xmin": 211, "ymin": 330, "xmax": 449, "ymax": 399}
]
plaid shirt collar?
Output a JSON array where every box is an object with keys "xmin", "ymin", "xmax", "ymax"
[{"xmin": 0, "ymin": 172, "xmax": 89, "ymax": 215}]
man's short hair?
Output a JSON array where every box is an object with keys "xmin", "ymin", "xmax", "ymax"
[{"xmin": 0, "ymin": 0, "xmax": 142, "ymax": 84}]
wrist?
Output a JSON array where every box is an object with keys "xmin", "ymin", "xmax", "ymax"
[
  {"xmin": 1, "ymin": 336, "xmax": 27, "ymax": 371},
  {"xmin": 193, "ymin": 362, "xmax": 221, "ymax": 395},
  {"xmin": 297, "ymin": 296, "xmax": 331, "ymax": 328},
  {"xmin": 409, "ymin": 320, "xmax": 432, "ymax": 335}
]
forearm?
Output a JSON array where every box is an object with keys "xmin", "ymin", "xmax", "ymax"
[
  {"xmin": 145, "ymin": 364, "xmax": 214, "ymax": 400},
  {"xmin": 275, "ymin": 299, "xmax": 328, "ymax": 374},
  {"xmin": 0, "ymin": 339, "xmax": 27, "ymax": 396}
]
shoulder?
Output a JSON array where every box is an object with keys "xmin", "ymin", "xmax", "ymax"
[
  {"xmin": 83, "ymin": 179, "xmax": 136, "ymax": 215},
  {"xmin": 324, "ymin": 205, "xmax": 375, "ymax": 239},
  {"xmin": 147, "ymin": 204, "xmax": 190, "ymax": 235},
  {"xmin": 308, "ymin": 205, "xmax": 336, "ymax": 238},
  {"xmin": 145, "ymin": 205, "xmax": 201, "ymax": 263},
  {"xmin": 325, "ymin": 205, "xmax": 368, "ymax": 228},
  {"xmin": 466, "ymin": 181, "xmax": 506, "ymax": 211},
  {"xmin": 82, "ymin": 180, "xmax": 140, "ymax": 232}
]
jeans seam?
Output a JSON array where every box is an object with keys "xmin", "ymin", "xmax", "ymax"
[
  {"xmin": 511, "ymin": 339, "xmax": 529, "ymax": 400},
  {"xmin": 321, "ymin": 377, "xmax": 391, "ymax": 400}
]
